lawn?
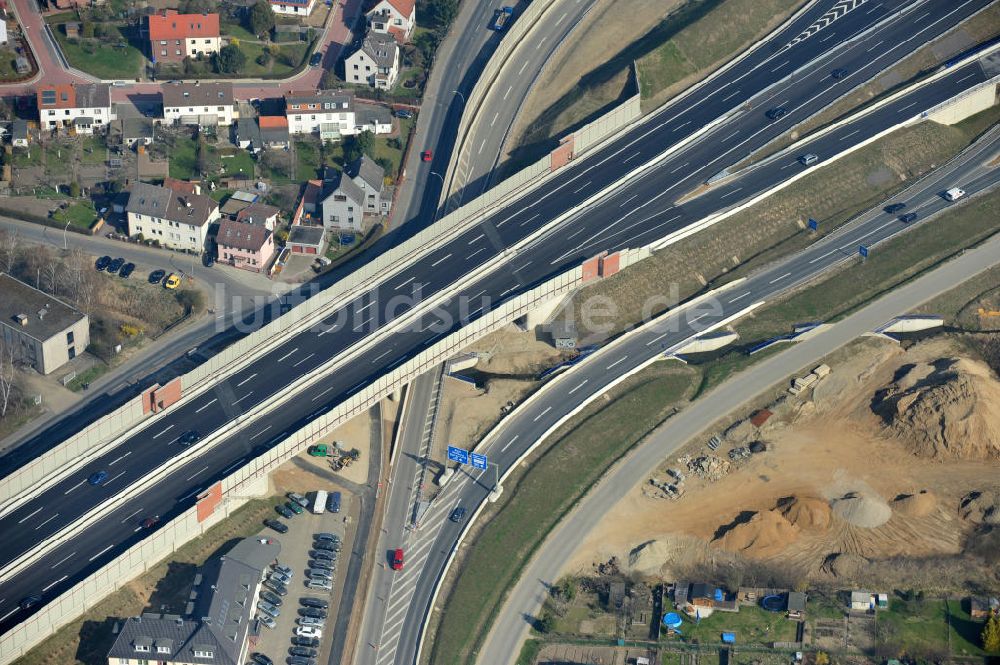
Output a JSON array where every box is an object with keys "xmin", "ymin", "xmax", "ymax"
[
  {"xmin": 218, "ymin": 149, "xmax": 255, "ymax": 179},
  {"xmin": 79, "ymin": 135, "xmax": 107, "ymax": 166},
  {"xmin": 878, "ymin": 598, "xmax": 950, "ymax": 658},
  {"xmin": 11, "ymin": 497, "xmax": 282, "ymax": 665},
  {"xmin": 672, "ymin": 605, "xmax": 799, "ymax": 646},
  {"xmin": 294, "ymin": 139, "xmax": 322, "ymax": 182},
  {"xmin": 167, "ymin": 135, "xmax": 200, "ymax": 180},
  {"xmin": 11, "ymin": 147, "xmax": 42, "ymax": 168},
  {"xmin": 428, "ymin": 363, "xmax": 697, "ymax": 665},
  {"xmin": 48, "ymin": 21, "xmax": 142, "ymax": 80},
  {"xmin": 946, "ymin": 598, "xmax": 992, "ymax": 657},
  {"xmin": 52, "ymin": 201, "xmax": 99, "ymax": 230},
  {"xmin": 0, "ymin": 46, "xmax": 28, "ymax": 81},
  {"xmin": 65, "ymin": 363, "xmax": 109, "ymax": 392},
  {"xmin": 221, "ymin": 20, "xmax": 257, "ymax": 43},
  {"xmin": 373, "ymin": 116, "xmax": 413, "ymax": 179}
]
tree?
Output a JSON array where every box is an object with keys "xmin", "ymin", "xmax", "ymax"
[
  {"xmin": 0, "ymin": 228, "xmax": 19, "ymax": 274},
  {"xmin": 247, "ymin": 0, "xmax": 275, "ymax": 37},
  {"xmin": 215, "ymin": 44, "xmax": 246, "ymax": 74},
  {"xmin": 69, "ymin": 180, "xmax": 81, "ymax": 198},
  {"xmin": 343, "ymin": 131, "xmax": 375, "ymax": 164},
  {"xmin": 320, "ymin": 69, "xmax": 339, "ymax": 89},
  {"xmin": 419, "ymin": 0, "xmax": 457, "ymax": 29},
  {"xmin": 814, "ymin": 652, "xmax": 830, "ymax": 665},
  {"xmin": 0, "ymin": 338, "xmax": 16, "ymax": 419},
  {"xmin": 983, "ymin": 615, "xmax": 1000, "ymax": 652}
]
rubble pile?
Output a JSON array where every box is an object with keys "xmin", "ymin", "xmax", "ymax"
[{"xmin": 679, "ymin": 454, "xmax": 731, "ymax": 481}]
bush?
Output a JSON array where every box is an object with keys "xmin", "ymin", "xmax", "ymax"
[
  {"xmin": 256, "ymin": 51, "xmax": 271, "ymax": 66},
  {"xmin": 175, "ymin": 289, "xmax": 205, "ymax": 314}
]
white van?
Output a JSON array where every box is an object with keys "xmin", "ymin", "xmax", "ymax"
[
  {"xmin": 943, "ymin": 187, "xmax": 965, "ymax": 202},
  {"xmin": 312, "ymin": 490, "xmax": 328, "ymax": 515}
]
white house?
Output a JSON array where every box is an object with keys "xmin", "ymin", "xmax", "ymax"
[
  {"xmin": 345, "ymin": 32, "xmax": 400, "ymax": 90},
  {"xmin": 270, "ymin": 0, "xmax": 315, "ymax": 16},
  {"xmin": 0, "ymin": 21, "xmax": 8, "ymax": 46},
  {"xmin": 36, "ymin": 83, "xmax": 113, "ymax": 132},
  {"xmin": 126, "ymin": 181, "xmax": 220, "ymax": 252},
  {"xmin": 162, "ymin": 81, "xmax": 236, "ymax": 127},
  {"xmin": 147, "ymin": 10, "xmax": 221, "ymax": 63},
  {"xmin": 284, "ymin": 90, "xmax": 356, "ymax": 139},
  {"xmin": 366, "ymin": 0, "xmax": 415, "ymax": 43}
]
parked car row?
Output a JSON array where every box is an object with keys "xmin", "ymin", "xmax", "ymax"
[{"xmin": 94, "ymin": 256, "xmax": 180, "ymax": 288}]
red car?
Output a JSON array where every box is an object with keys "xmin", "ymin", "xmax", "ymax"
[
  {"xmin": 390, "ymin": 548, "xmax": 404, "ymax": 571},
  {"xmin": 421, "ymin": 150, "xmax": 432, "ymax": 162}
]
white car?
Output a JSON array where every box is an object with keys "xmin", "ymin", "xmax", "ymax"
[{"xmin": 296, "ymin": 626, "xmax": 323, "ymax": 638}]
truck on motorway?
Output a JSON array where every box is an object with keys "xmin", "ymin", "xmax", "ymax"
[
  {"xmin": 943, "ymin": 187, "xmax": 966, "ymax": 201},
  {"xmin": 492, "ymin": 6, "xmax": 513, "ymax": 31},
  {"xmin": 312, "ymin": 490, "xmax": 328, "ymax": 514}
]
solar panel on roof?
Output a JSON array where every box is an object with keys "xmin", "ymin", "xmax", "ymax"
[{"xmin": 41, "ymin": 90, "xmax": 56, "ymax": 104}]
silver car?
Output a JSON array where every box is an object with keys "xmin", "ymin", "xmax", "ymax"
[
  {"xmin": 270, "ymin": 570, "xmax": 292, "ymax": 585},
  {"xmin": 307, "ymin": 579, "xmax": 333, "ymax": 591},
  {"xmin": 299, "ymin": 616, "xmax": 325, "ymax": 627},
  {"xmin": 309, "ymin": 570, "xmax": 333, "ymax": 580},
  {"xmin": 257, "ymin": 601, "xmax": 280, "ymax": 618},
  {"xmin": 257, "ymin": 614, "xmax": 276, "ymax": 629}
]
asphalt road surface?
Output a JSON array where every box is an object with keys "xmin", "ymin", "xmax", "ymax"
[
  {"xmin": 478, "ymin": 206, "xmax": 1000, "ymax": 665},
  {"xmin": 395, "ymin": 123, "xmax": 1000, "ymax": 665},
  {"xmin": 0, "ymin": 0, "xmax": 990, "ymax": 633}
]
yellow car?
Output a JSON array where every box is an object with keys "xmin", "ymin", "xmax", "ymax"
[{"xmin": 164, "ymin": 273, "xmax": 181, "ymax": 289}]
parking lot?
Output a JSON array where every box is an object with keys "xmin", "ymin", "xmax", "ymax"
[{"xmin": 250, "ymin": 489, "xmax": 356, "ymax": 665}]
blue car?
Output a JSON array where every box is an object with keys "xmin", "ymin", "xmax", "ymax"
[{"xmin": 88, "ymin": 470, "xmax": 108, "ymax": 486}]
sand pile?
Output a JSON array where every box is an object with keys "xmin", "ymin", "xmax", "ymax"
[
  {"xmin": 893, "ymin": 490, "xmax": 937, "ymax": 517},
  {"xmin": 959, "ymin": 489, "xmax": 1000, "ymax": 525},
  {"xmin": 715, "ymin": 510, "xmax": 798, "ymax": 557},
  {"xmin": 831, "ymin": 492, "xmax": 892, "ymax": 528},
  {"xmin": 779, "ymin": 496, "xmax": 832, "ymax": 531},
  {"xmin": 823, "ymin": 552, "xmax": 868, "ymax": 578},
  {"xmin": 873, "ymin": 358, "xmax": 1000, "ymax": 460}
]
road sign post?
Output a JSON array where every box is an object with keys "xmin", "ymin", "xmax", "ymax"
[
  {"xmin": 808, "ymin": 218, "xmax": 818, "ymax": 231},
  {"xmin": 446, "ymin": 446, "xmax": 469, "ymax": 465},
  {"xmin": 859, "ymin": 245, "xmax": 869, "ymax": 259},
  {"xmin": 470, "ymin": 452, "xmax": 487, "ymax": 470}
]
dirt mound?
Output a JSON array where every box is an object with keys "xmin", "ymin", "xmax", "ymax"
[
  {"xmin": 893, "ymin": 490, "xmax": 937, "ymax": 517},
  {"xmin": 959, "ymin": 489, "xmax": 1000, "ymax": 525},
  {"xmin": 823, "ymin": 552, "xmax": 868, "ymax": 578},
  {"xmin": 779, "ymin": 496, "xmax": 832, "ymax": 531},
  {"xmin": 873, "ymin": 358, "xmax": 1000, "ymax": 460},
  {"xmin": 715, "ymin": 510, "xmax": 798, "ymax": 557},
  {"xmin": 831, "ymin": 492, "xmax": 892, "ymax": 528}
]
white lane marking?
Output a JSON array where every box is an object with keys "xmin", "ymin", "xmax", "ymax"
[
  {"xmin": 222, "ymin": 458, "xmax": 245, "ymax": 475},
  {"xmin": 728, "ymin": 291, "xmax": 751, "ymax": 303},
  {"xmin": 34, "ymin": 513, "xmax": 59, "ymax": 531},
  {"xmin": 620, "ymin": 194, "xmax": 638, "ymax": 207},
  {"xmin": 914, "ymin": 10, "xmax": 929, "ymax": 21},
  {"xmin": 180, "ymin": 486, "xmax": 206, "ymax": 501},
  {"xmin": 867, "ymin": 3, "xmax": 881, "ymax": 13},
  {"xmin": 721, "ymin": 130, "xmax": 740, "ymax": 142},
  {"xmin": 504, "ymin": 85, "xmax": 512, "ymax": 100},
  {"xmin": 276, "ymin": 347, "xmax": 298, "ymax": 362},
  {"xmin": 720, "ymin": 187, "xmax": 742, "ymax": 199},
  {"xmin": 394, "ymin": 275, "xmax": 416, "ymax": 291},
  {"xmin": 51, "ymin": 552, "xmax": 75, "ymax": 568},
  {"xmin": 669, "ymin": 162, "xmax": 689, "ymax": 174},
  {"xmin": 897, "ymin": 101, "xmax": 917, "ymax": 113},
  {"xmin": 233, "ymin": 392, "xmax": 254, "ymax": 405},
  {"xmin": 18, "ymin": 507, "xmax": 43, "ymax": 523},
  {"xmin": 89, "ymin": 544, "xmax": 115, "ymax": 561},
  {"xmin": 646, "ymin": 332, "xmax": 671, "ymax": 347},
  {"xmin": 535, "ymin": 36, "xmax": 546, "ymax": 50},
  {"xmin": 840, "ymin": 129, "xmax": 860, "ymax": 140},
  {"xmin": 515, "ymin": 261, "xmax": 532, "ymax": 272},
  {"xmin": 372, "ymin": 348, "xmax": 393, "ymax": 363},
  {"xmin": 356, "ymin": 299, "xmax": 377, "ymax": 314},
  {"xmin": 105, "ymin": 470, "xmax": 126, "ymax": 486},
  {"xmin": 533, "ymin": 406, "xmax": 552, "ymax": 422},
  {"xmin": 152, "ymin": 424, "xmax": 175, "ymax": 439},
  {"xmin": 249, "ymin": 425, "xmax": 272, "ymax": 441},
  {"xmin": 820, "ymin": 32, "xmax": 835, "ymax": 42},
  {"xmin": 186, "ymin": 466, "xmax": 208, "ymax": 482},
  {"xmin": 501, "ymin": 435, "xmax": 519, "ymax": 452},
  {"xmin": 353, "ymin": 316, "xmax": 373, "ymax": 332},
  {"xmin": 606, "ymin": 356, "xmax": 629, "ymax": 370},
  {"xmin": 292, "ymin": 353, "xmax": 316, "ymax": 368},
  {"xmin": 866, "ymin": 40, "xmax": 884, "ymax": 52},
  {"xmin": 518, "ymin": 61, "xmax": 528, "ymax": 75},
  {"xmin": 572, "ymin": 180, "xmax": 591, "ymax": 194},
  {"xmin": 518, "ymin": 212, "xmax": 541, "ymax": 227},
  {"xmin": 63, "ymin": 479, "xmax": 86, "ymax": 495},
  {"xmin": 121, "ymin": 508, "xmax": 143, "ymax": 524},
  {"xmin": 42, "ymin": 575, "xmax": 68, "ymax": 593},
  {"xmin": 195, "ymin": 398, "xmax": 218, "ymax": 414},
  {"xmin": 567, "ymin": 226, "xmax": 587, "ymax": 239},
  {"xmin": 721, "ymin": 89, "xmax": 741, "ymax": 102},
  {"xmin": 491, "ymin": 111, "xmax": 499, "ymax": 127},
  {"xmin": 769, "ymin": 272, "xmax": 792, "ymax": 284},
  {"xmin": 236, "ymin": 373, "xmax": 256, "ymax": 387},
  {"xmin": 311, "ymin": 386, "xmax": 334, "ymax": 402},
  {"xmin": 569, "ymin": 379, "xmax": 588, "ymax": 394},
  {"xmin": 769, "ymin": 60, "xmax": 789, "ymax": 72},
  {"xmin": 467, "ymin": 233, "xmax": 485, "ymax": 245},
  {"xmin": 556, "ymin": 11, "xmax": 567, "ymax": 24},
  {"xmin": 781, "ymin": 162, "xmax": 795, "ymax": 170},
  {"xmin": 956, "ymin": 72, "xmax": 978, "ymax": 84},
  {"xmin": 109, "ymin": 451, "xmax": 132, "ymax": 466},
  {"xmin": 672, "ymin": 120, "xmax": 691, "ymax": 132},
  {"xmin": 478, "ymin": 139, "xmax": 487, "ymax": 154},
  {"xmin": 468, "ymin": 247, "xmax": 486, "ymax": 260},
  {"xmin": 430, "ymin": 253, "xmax": 452, "ymax": 267},
  {"xmin": 623, "ymin": 151, "xmax": 641, "ymax": 162}
]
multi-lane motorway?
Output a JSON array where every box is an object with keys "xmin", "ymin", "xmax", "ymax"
[{"xmin": 0, "ymin": 0, "xmax": 993, "ymax": 638}]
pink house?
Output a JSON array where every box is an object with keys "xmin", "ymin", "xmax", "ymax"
[{"xmin": 216, "ymin": 220, "xmax": 275, "ymax": 273}]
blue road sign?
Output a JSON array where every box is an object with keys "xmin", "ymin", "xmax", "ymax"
[
  {"xmin": 859, "ymin": 245, "xmax": 869, "ymax": 258},
  {"xmin": 470, "ymin": 452, "xmax": 488, "ymax": 470},
  {"xmin": 808, "ymin": 218, "xmax": 818, "ymax": 231},
  {"xmin": 447, "ymin": 446, "xmax": 469, "ymax": 465}
]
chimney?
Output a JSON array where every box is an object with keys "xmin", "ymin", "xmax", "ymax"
[
  {"xmin": 15, "ymin": 313, "xmax": 28, "ymax": 326},
  {"xmin": 38, "ymin": 307, "xmax": 47, "ymax": 320}
]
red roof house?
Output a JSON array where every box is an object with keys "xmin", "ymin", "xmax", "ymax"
[{"xmin": 148, "ymin": 10, "xmax": 221, "ymax": 63}]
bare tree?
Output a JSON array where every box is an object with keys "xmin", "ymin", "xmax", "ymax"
[
  {"xmin": 0, "ymin": 228, "xmax": 19, "ymax": 274},
  {"xmin": 0, "ymin": 338, "xmax": 16, "ymax": 419}
]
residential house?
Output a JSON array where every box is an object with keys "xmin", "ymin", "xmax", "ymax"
[
  {"xmin": 12, "ymin": 118, "xmax": 28, "ymax": 147},
  {"xmin": 117, "ymin": 117, "xmax": 154, "ymax": 147},
  {"xmin": 236, "ymin": 203, "xmax": 280, "ymax": 231},
  {"xmin": 216, "ymin": 219, "xmax": 275, "ymax": 273},
  {"xmin": 0, "ymin": 19, "xmax": 9, "ymax": 44},
  {"xmin": 162, "ymin": 177, "xmax": 201, "ymax": 196},
  {"xmin": 106, "ymin": 537, "xmax": 279, "ymax": 665},
  {"xmin": 284, "ymin": 90, "xmax": 355, "ymax": 139},
  {"xmin": 162, "ymin": 81, "xmax": 236, "ymax": 126},
  {"xmin": 147, "ymin": 9, "xmax": 221, "ymax": 63},
  {"xmin": 36, "ymin": 83, "xmax": 113, "ymax": 132},
  {"xmin": 126, "ymin": 181, "xmax": 220, "ymax": 252},
  {"xmin": 345, "ymin": 32, "xmax": 400, "ymax": 90},
  {"xmin": 258, "ymin": 115, "xmax": 289, "ymax": 149},
  {"xmin": 0, "ymin": 273, "xmax": 90, "ymax": 375},
  {"xmin": 236, "ymin": 116, "xmax": 262, "ymax": 153},
  {"xmin": 219, "ymin": 190, "xmax": 258, "ymax": 219},
  {"xmin": 346, "ymin": 154, "xmax": 391, "ymax": 216},
  {"xmin": 850, "ymin": 590, "xmax": 874, "ymax": 612},
  {"xmin": 270, "ymin": 0, "xmax": 315, "ymax": 16},
  {"xmin": 318, "ymin": 171, "xmax": 365, "ymax": 231},
  {"xmin": 287, "ymin": 225, "xmax": 326, "ymax": 255},
  {"xmin": 355, "ymin": 102, "xmax": 392, "ymax": 135},
  {"xmin": 366, "ymin": 0, "xmax": 416, "ymax": 43}
]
